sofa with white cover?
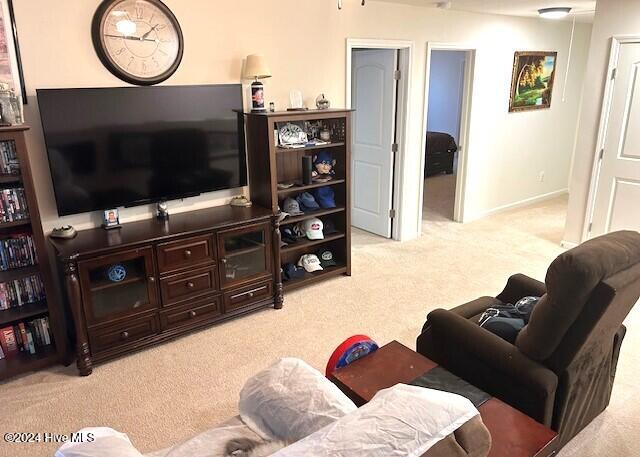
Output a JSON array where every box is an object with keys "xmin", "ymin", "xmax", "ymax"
[{"xmin": 55, "ymin": 358, "xmax": 491, "ymax": 457}]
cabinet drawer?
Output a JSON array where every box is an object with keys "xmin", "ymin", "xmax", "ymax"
[
  {"xmin": 160, "ymin": 265, "xmax": 218, "ymax": 306},
  {"xmin": 160, "ymin": 296, "xmax": 221, "ymax": 331},
  {"xmin": 156, "ymin": 235, "xmax": 215, "ymax": 274},
  {"xmin": 224, "ymin": 280, "xmax": 273, "ymax": 313},
  {"xmin": 89, "ymin": 313, "xmax": 159, "ymax": 354}
]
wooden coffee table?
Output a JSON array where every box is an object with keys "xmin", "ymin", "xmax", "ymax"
[{"xmin": 329, "ymin": 341, "xmax": 558, "ymax": 457}]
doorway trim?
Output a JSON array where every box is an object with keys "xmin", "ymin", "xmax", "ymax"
[
  {"xmin": 582, "ymin": 35, "xmax": 640, "ymax": 242},
  {"xmin": 346, "ymin": 38, "xmax": 414, "ymax": 241},
  {"xmin": 418, "ymin": 42, "xmax": 476, "ymax": 232}
]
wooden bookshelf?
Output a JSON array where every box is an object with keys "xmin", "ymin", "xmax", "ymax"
[
  {"xmin": 243, "ymin": 109, "xmax": 353, "ymax": 299},
  {"xmin": 0, "ymin": 126, "xmax": 66, "ymax": 381},
  {"xmin": 283, "ymin": 265, "xmax": 348, "ymax": 291},
  {"xmin": 276, "ymin": 141, "xmax": 346, "ymax": 153},
  {"xmin": 277, "ymin": 179, "xmax": 346, "ymax": 196},
  {"xmin": 281, "ymin": 207, "xmax": 346, "ymax": 225}
]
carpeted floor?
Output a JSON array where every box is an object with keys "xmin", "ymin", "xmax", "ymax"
[{"xmin": 1, "ymin": 193, "xmax": 639, "ymax": 456}]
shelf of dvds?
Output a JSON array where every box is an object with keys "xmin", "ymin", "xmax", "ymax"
[{"xmin": 0, "ymin": 126, "xmax": 66, "ymax": 381}]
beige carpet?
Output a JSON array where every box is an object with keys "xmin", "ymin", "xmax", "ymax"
[
  {"xmin": 1, "ymin": 195, "xmax": 639, "ymax": 457},
  {"xmin": 423, "ymin": 173, "xmax": 456, "ymax": 222}
]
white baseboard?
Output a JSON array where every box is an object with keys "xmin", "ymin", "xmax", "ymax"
[
  {"xmin": 560, "ymin": 240, "xmax": 579, "ymax": 249},
  {"xmin": 467, "ymin": 188, "xmax": 569, "ymax": 222}
]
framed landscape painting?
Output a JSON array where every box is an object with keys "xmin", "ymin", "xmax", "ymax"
[{"xmin": 509, "ymin": 51, "xmax": 557, "ymax": 112}]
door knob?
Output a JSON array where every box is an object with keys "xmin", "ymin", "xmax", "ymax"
[
  {"xmin": 120, "ymin": 331, "xmax": 129, "ymax": 340},
  {"xmin": 221, "ymin": 258, "xmax": 228, "ymax": 264},
  {"xmin": 148, "ymin": 276, "xmax": 156, "ymax": 283}
]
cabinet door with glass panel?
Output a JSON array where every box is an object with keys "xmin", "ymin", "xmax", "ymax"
[
  {"xmin": 217, "ymin": 222, "xmax": 272, "ymax": 289},
  {"xmin": 78, "ymin": 247, "xmax": 159, "ymax": 325}
]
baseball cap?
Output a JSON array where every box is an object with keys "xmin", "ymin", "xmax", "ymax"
[
  {"xmin": 302, "ymin": 218, "xmax": 324, "ymax": 240},
  {"xmin": 281, "ymin": 227, "xmax": 298, "ymax": 244},
  {"xmin": 313, "ymin": 187, "xmax": 336, "ymax": 208},
  {"xmin": 283, "ymin": 263, "xmax": 306, "ymax": 281},
  {"xmin": 316, "ymin": 249, "xmax": 338, "ymax": 268},
  {"xmin": 313, "ymin": 151, "xmax": 334, "ymax": 165},
  {"xmin": 297, "ymin": 192, "xmax": 320, "ymax": 212},
  {"xmin": 283, "ymin": 197, "xmax": 303, "ymax": 215},
  {"xmin": 293, "ymin": 223, "xmax": 307, "ymax": 239},
  {"xmin": 298, "ymin": 254, "xmax": 323, "ymax": 272},
  {"xmin": 322, "ymin": 218, "xmax": 338, "ymax": 234}
]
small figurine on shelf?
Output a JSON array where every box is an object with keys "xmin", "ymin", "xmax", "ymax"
[
  {"xmin": 0, "ymin": 81, "xmax": 22, "ymax": 126},
  {"xmin": 316, "ymin": 93, "xmax": 331, "ymax": 110},
  {"xmin": 156, "ymin": 201, "xmax": 169, "ymax": 220},
  {"xmin": 312, "ymin": 151, "xmax": 336, "ymax": 182}
]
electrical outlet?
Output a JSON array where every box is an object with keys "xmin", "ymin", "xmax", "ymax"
[{"xmin": 539, "ymin": 171, "xmax": 545, "ymax": 182}]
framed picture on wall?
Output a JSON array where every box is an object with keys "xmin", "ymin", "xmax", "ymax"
[
  {"xmin": 509, "ymin": 51, "xmax": 557, "ymax": 112},
  {"xmin": 0, "ymin": 0, "xmax": 26, "ymax": 104}
]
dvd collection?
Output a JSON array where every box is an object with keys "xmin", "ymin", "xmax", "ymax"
[
  {"xmin": 0, "ymin": 187, "xmax": 29, "ymax": 223},
  {"xmin": 0, "ymin": 273, "xmax": 45, "ymax": 310},
  {"xmin": 0, "ymin": 316, "xmax": 52, "ymax": 359},
  {"xmin": 0, "ymin": 233, "xmax": 38, "ymax": 271},
  {"xmin": 0, "ymin": 140, "xmax": 20, "ymax": 175}
]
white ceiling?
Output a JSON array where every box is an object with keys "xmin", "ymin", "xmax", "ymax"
[{"xmin": 373, "ymin": 0, "xmax": 596, "ymax": 23}]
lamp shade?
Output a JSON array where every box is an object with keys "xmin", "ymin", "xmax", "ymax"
[{"xmin": 244, "ymin": 54, "xmax": 272, "ymax": 80}]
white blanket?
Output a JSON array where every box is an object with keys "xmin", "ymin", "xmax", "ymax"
[
  {"xmin": 55, "ymin": 359, "xmax": 480, "ymax": 457},
  {"xmin": 271, "ymin": 384, "xmax": 479, "ymax": 457}
]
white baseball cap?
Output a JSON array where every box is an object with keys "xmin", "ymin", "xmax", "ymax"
[
  {"xmin": 302, "ymin": 218, "xmax": 324, "ymax": 240},
  {"xmin": 297, "ymin": 254, "xmax": 324, "ymax": 272}
]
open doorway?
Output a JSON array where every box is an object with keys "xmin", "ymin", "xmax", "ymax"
[
  {"xmin": 419, "ymin": 45, "xmax": 475, "ymax": 227},
  {"xmin": 347, "ymin": 39, "xmax": 411, "ymax": 240}
]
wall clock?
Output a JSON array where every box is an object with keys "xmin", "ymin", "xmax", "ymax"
[{"xmin": 92, "ymin": 0, "xmax": 184, "ymax": 85}]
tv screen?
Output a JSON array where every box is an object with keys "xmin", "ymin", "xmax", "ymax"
[{"xmin": 37, "ymin": 85, "xmax": 247, "ymax": 216}]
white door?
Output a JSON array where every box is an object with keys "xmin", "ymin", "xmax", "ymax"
[
  {"xmin": 351, "ymin": 49, "xmax": 397, "ymax": 238},
  {"xmin": 590, "ymin": 40, "xmax": 640, "ymax": 236}
]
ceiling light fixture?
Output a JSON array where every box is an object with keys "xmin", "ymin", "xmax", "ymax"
[{"xmin": 538, "ymin": 7, "xmax": 572, "ymax": 19}]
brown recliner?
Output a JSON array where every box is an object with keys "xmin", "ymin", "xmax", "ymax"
[{"xmin": 417, "ymin": 230, "xmax": 640, "ymax": 448}]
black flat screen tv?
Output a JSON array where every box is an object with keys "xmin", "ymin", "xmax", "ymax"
[{"xmin": 37, "ymin": 84, "xmax": 247, "ymax": 216}]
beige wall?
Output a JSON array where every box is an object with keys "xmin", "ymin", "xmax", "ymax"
[
  {"xmin": 13, "ymin": 0, "xmax": 591, "ymax": 238},
  {"xmin": 564, "ymin": 0, "xmax": 640, "ymax": 245}
]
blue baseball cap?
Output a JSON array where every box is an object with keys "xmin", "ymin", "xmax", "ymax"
[
  {"xmin": 297, "ymin": 192, "xmax": 320, "ymax": 212},
  {"xmin": 313, "ymin": 187, "xmax": 336, "ymax": 208},
  {"xmin": 313, "ymin": 151, "xmax": 333, "ymax": 165}
]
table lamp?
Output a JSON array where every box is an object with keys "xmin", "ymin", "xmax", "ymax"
[{"xmin": 244, "ymin": 54, "xmax": 272, "ymax": 112}]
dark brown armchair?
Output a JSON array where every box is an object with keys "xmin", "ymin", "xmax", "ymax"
[{"xmin": 417, "ymin": 230, "xmax": 640, "ymax": 448}]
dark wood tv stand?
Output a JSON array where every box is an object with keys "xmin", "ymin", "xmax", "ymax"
[{"xmin": 49, "ymin": 205, "xmax": 282, "ymax": 376}]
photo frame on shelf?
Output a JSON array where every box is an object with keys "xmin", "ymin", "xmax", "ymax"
[
  {"xmin": 509, "ymin": 51, "xmax": 557, "ymax": 112},
  {"xmin": 0, "ymin": 1, "xmax": 26, "ymax": 105}
]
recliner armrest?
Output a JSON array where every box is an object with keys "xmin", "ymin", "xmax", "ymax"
[
  {"xmin": 427, "ymin": 309, "xmax": 557, "ymax": 395},
  {"xmin": 496, "ymin": 273, "xmax": 546, "ymax": 304},
  {"xmin": 424, "ymin": 309, "xmax": 558, "ymax": 425}
]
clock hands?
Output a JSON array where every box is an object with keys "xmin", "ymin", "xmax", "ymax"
[
  {"xmin": 104, "ymin": 33, "xmax": 157, "ymax": 42},
  {"xmin": 141, "ymin": 24, "xmax": 160, "ymax": 40}
]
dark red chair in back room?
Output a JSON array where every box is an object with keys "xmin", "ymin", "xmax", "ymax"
[{"xmin": 417, "ymin": 230, "xmax": 640, "ymax": 448}]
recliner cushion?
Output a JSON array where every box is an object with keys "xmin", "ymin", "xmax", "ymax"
[{"xmin": 516, "ymin": 230, "xmax": 640, "ymax": 361}]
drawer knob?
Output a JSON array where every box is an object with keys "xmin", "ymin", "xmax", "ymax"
[
  {"xmin": 190, "ymin": 310, "xmax": 197, "ymax": 318},
  {"xmin": 148, "ymin": 276, "xmax": 156, "ymax": 283},
  {"xmin": 221, "ymin": 258, "xmax": 228, "ymax": 264},
  {"xmin": 186, "ymin": 281, "xmax": 195, "ymax": 289},
  {"xmin": 120, "ymin": 331, "xmax": 129, "ymax": 340},
  {"xmin": 247, "ymin": 291, "xmax": 254, "ymax": 298},
  {"xmin": 184, "ymin": 249, "xmax": 192, "ymax": 258}
]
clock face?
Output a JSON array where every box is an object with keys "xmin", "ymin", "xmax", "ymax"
[{"xmin": 92, "ymin": 0, "xmax": 183, "ymax": 85}]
